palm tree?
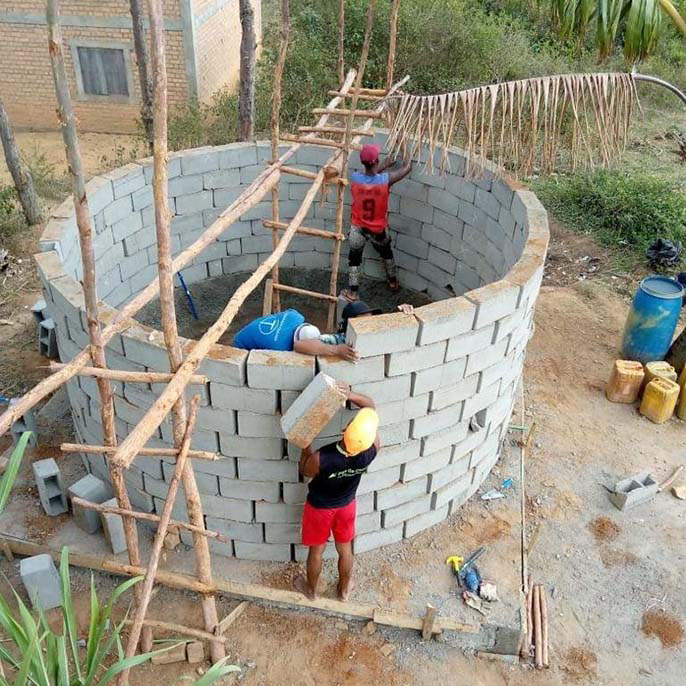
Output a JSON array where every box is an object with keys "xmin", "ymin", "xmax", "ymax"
[{"xmin": 551, "ymin": 0, "xmax": 686, "ymax": 61}]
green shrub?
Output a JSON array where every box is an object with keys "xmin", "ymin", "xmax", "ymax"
[
  {"xmin": 533, "ymin": 170, "xmax": 686, "ymax": 255},
  {"xmin": 22, "ymin": 149, "xmax": 70, "ymax": 202},
  {"xmin": 0, "ymin": 185, "xmax": 16, "ymax": 219}
]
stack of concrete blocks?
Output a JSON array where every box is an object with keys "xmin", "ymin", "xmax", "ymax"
[
  {"xmin": 32, "ymin": 458, "xmax": 68, "ymax": 516},
  {"xmin": 8, "ymin": 397, "xmax": 37, "ymax": 447},
  {"xmin": 19, "ymin": 554, "xmax": 62, "ymax": 610},
  {"xmin": 100, "ymin": 497, "xmax": 128, "ymax": 554},
  {"xmin": 33, "ymin": 296, "xmax": 58, "ymax": 358},
  {"xmin": 280, "ymin": 372, "xmax": 348, "ymax": 448},
  {"xmin": 34, "ymin": 136, "xmax": 548, "ymax": 561},
  {"xmin": 68, "ymin": 474, "xmax": 114, "ymax": 534}
]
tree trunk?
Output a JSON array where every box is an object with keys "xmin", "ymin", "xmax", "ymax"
[
  {"xmin": 237, "ymin": 0, "xmax": 256, "ymax": 141},
  {"xmin": 0, "ymin": 99, "xmax": 42, "ymax": 225},
  {"xmin": 128, "ymin": 0, "xmax": 154, "ymax": 152}
]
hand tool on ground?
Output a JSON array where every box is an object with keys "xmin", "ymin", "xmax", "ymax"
[{"xmin": 446, "ymin": 546, "xmax": 486, "ymax": 587}]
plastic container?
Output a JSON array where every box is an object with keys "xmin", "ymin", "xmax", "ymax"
[
  {"xmin": 643, "ymin": 360, "xmax": 677, "ymax": 391},
  {"xmin": 621, "ymin": 276, "xmax": 684, "ymax": 364},
  {"xmin": 606, "ymin": 360, "xmax": 644, "ymax": 403},
  {"xmin": 639, "ymin": 378, "xmax": 679, "ymax": 424},
  {"xmin": 676, "ymin": 367, "xmax": 686, "ymax": 420}
]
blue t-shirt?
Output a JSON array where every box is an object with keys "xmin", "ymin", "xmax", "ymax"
[{"xmin": 233, "ymin": 309, "xmax": 305, "ymax": 351}]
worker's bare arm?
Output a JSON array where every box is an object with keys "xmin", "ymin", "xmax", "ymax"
[
  {"xmin": 388, "ymin": 158, "xmax": 412, "ymax": 186},
  {"xmin": 293, "ymin": 338, "xmax": 359, "ymax": 361},
  {"xmin": 299, "ymin": 444, "xmax": 320, "ymax": 478}
]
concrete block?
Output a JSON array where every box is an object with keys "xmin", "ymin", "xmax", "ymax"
[
  {"xmin": 357, "ymin": 465, "xmax": 401, "ymax": 496},
  {"xmin": 431, "ymin": 374, "xmax": 480, "ymax": 412},
  {"xmin": 402, "ymin": 446, "xmax": 452, "ymax": 482},
  {"xmin": 219, "ymin": 434, "xmax": 283, "ymax": 460},
  {"xmin": 451, "ymin": 427, "xmax": 488, "ymax": 463},
  {"xmin": 199, "ymin": 493, "xmax": 254, "ymax": 522},
  {"xmin": 354, "ymin": 524, "xmax": 403, "ymax": 554},
  {"xmin": 218, "ymin": 477, "xmax": 280, "ymax": 503},
  {"xmin": 404, "ymin": 504, "xmax": 449, "ymax": 538},
  {"xmin": 264, "ymin": 522, "xmax": 300, "ymax": 544},
  {"xmin": 283, "ymin": 482, "xmax": 308, "ymax": 504},
  {"xmin": 68, "ymin": 474, "xmax": 114, "ymax": 534},
  {"xmin": 218, "ymin": 143, "xmax": 258, "ymax": 169},
  {"xmin": 382, "ymin": 494, "xmax": 432, "ymax": 528},
  {"xmin": 415, "ymin": 298, "xmax": 476, "ymax": 345},
  {"xmin": 609, "ymin": 472, "xmax": 658, "ymax": 511},
  {"xmin": 186, "ymin": 642, "xmax": 205, "ymax": 664},
  {"xmin": 432, "ymin": 469, "xmax": 475, "ymax": 509},
  {"xmin": 412, "ymin": 357, "xmax": 467, "ymax": 396},
  {"xmin": 376, "ymin": 476, "xmax": 428, "ymax": 510},
  {"xmin": 357, "ymin": 492, "xmax": 375, "ymax": 514},
  {"xmin": 317, "ymin": 355, "xmax": 385, "ymax": 385},
  {"xmin": 175, "ymin": 190, "xmax": 213, "ymax": 215},
  {"xmin": 235, "ymin": 541, "xmax": 292, "ymax": 561},
  {"xmin": 346, "ymin": 312, "xmax": 418, "ymax": 357},
  {"xmin": 162, "ymin": 462, "xmax": 219, "ymax": 495},
  {"xmin": 151, "ymin": 642, "xmax": 187, "ymax": 665},
  {"xmin": 32, "ymin": 458, "xmax": 68, "ymax": 516},
  {"xmin": 421, "ymin": 421, "xmax": 469, "ymax": 456},
  {"xmin": 237, "ymin": 458, "xmax": 299, "ymax": 482},
  {"xmin": 9, "ymin": 399, "xmax": 38, "ymax": 447},
  {"xmin": 247, "ymin": 349, "xmax": 315, "ymax": 390},
  {"xmin": 368, "ymin": 440, "xmax": 421, "ymax": 472},
  {"xmin": 193, "ymin": 457, "xmax": 237, "ymax": 479},
  {"xmin": 255, "ymin": 501, "xmax": 303, "ymax": 523},
  {"xmin": 280, "ymin": 373, "xmax": 347, "ymax": 448},
  {"xmin": 20, "ymin": 554, "xmax": 62, "ymax": 610},
  {"xmin": 204, "ymin": 168, "xmax": 240, "ymax": 189},
  {"xmin": 352, "ymin": 374, "xmax": 411, "ymax": 403},
  {"xmin": 412, "ymin": 401, "xmax": 464, "ymax": 438},
  {"xmin": 206, "ymin": 516, "xmax": 264, "ymax": 543},
  {"xmin": 100, "ymin": 498, "xmax": 127, "ymax": 554},
  {"xmin": 400, "ymin": 197, "xmax": 433, "ymax": 224},
  {"xmin": 104, "ymin": 195, "xmax": 133, "ymax": 226},
  {"xmin": 466, "ymin": 281, "xmax": 520, "ymax": 328},
  {"xmin": 378, "ymin": 420, "xmax": 410, "ymax": 446},
  {"xmin": 376, "ymin": 394, "xmax": 429, "ymax": 426},
  {"xmin": 396, "ymin": 234, "xmax": 429, "ymax": 259},
  {"xmin": 357, "ymin": 511, "xmax": 382, "ymax": 535},
  {"xmin": 465, "ymin": 337, "xmax": 510, "ymax": 376},
  {"xmin": 237, "ymin": 411, "xmax": 283, "ymax": 438},
  {"xmin": 191, "ymin": 343, "xmax": 247, "ymax": 386},
  {"xmin": 385, "ymin": 340, "xmax": 446, "ymax": 377},
  {"xmin": 445, "ymin": 324, "xmax": 496, "ymax": 362}
]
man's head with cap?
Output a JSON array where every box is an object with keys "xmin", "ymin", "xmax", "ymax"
[
  {"xmin": 339, "ymin": 300, "xmax": 382, "ymax": 333},
  {"xmin": 360, "ymin": 144, "xmax": 381, "ymax": 170}
]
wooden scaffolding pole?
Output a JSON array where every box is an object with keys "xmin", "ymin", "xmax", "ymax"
[
  {"xmin": 139, "ymin": 0, "xmax": 224, "ymax": 668},
  {"xmin": 386, "ymin": 0, "xmax": 400, "ymax": 90},
  {"xmin": 45, "ymin": 0, "xmax": 151, "ymax": 653},
  {"xmin": 337, "ymin": 0, "xmax": 345, "ymax": 85},
  {"xmin": 270, "ymin": 0, "xmax": 290, "ymax": 313},
  {"xmin": 327, "ymin": 0, "xmax": 378, "ymax": 330}
]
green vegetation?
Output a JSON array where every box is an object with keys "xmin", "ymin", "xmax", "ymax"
[{"xmin": 0, "ymin": 432, "xmax": 31, "ymax": 515}]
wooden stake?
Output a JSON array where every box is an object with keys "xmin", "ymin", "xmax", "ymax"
[
  {"xmin": 421, "ymin": 604, "xmax": 437, "ymax": 640},
  {"xmin": 124, "ymin": 618, "xmax": 227, "ymax": 644},
  {"xmin": 326, "ymin": 91, "xmax": 384, "ymax": 102},
  {"xmin": 262, "ymin": 278, "xmax": 274, "ymax": 317},
  {"xmin": 128, "ymin": 0, "xmax": 154, "ymax": 152},
  {"xmin": 523, "ymin": 582, "xmax": 533, "ymax": 658},
  {"xmin": 533, "ymin": 585, "xmax": 543, "ymax": 669},
  {"xmin": 299, "ymin": 124, "xmax": 376, "ymax": 135},
  {"xmin": 386, "ymin": 0, "xmax": 401, "ymax": 90},
  {"xmin": 273, "ymin": 283, "xmax": 338, "ymax": 302},
  {"xmin": 215, "ymin": 601, "xmax": 249, "ymax": 635},
  {"xmin": 263, "ymin": 219, "xmax": 342, "ymax": 240},
  {"xmin": 60, "ymin": 443, "xmax": 217, "ymax": 461},
  {"xmin": 280, "ymin": 133, "xmax": 363, "ymax": 150},
  {"xmin": 70, "ymin": 494, "xmax": 227, "ymax": 541},
  {"xmin": 49, "ymin": 362, "xmax": 208, "ymax": 385},
  {"xmin": 46, "ymin": 0, "xmax": 150, "ymax": 653},
  {"xmin": 337, "ymin": 0, "xmax": 345, "ymax": 84},
  {"xmin": 311, "ymin": 107, "xmax": 384, "ymax": 119},
  {"xmin": 540, "ymin": 585, "xmax": 549, "ymax": 668}
]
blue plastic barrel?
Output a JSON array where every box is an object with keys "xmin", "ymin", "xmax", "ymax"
[{"xmin": 621, "ymin": 276, "xmax": 684, "ymax": 364}]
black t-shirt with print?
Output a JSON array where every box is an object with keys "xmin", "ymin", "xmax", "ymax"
[{"xmin": 307, "ymin": 441, "xmax": 377, "ymax": 509}]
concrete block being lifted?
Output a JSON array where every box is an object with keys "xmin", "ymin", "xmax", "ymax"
[
  {"xmin": 32, "ymin": 458, "xmax": 68, "ymax": 516},
  {"xmin": 100, "ymin": 498, "xmax": 128, "ymax": 554},
  {"xmin": 68, "ymin": 474, "xmax": 114, "ymax": 534},
  {"xmin": 280, "ymin": 373, "xmax": 348, "ymax": 448},
  {"xmin": 20, "ymin": 554, "xmax": 62, "ymax": 610}
]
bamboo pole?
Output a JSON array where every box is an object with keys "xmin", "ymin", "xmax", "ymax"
[
  {"xmin": 122, "ymin": 397, "xmax": 214, "ymax": 674},
  {"xmin": 46, "ymin": 0, "xmax": 150, "ymax": 652},
  {"xmin": 270, "ymin": 0, "xmax": 290, "ymax": 313},
  {"xmin": 337, "ymin": 0, "xmax": 345, "ymax": 85},
  {"xmin": 540, "ymin": 585, "xmax": 549, "ymax": 668},
  {"xmin": 49, "ymin": 362, "xmax": 208, "ymax": 385},
  {"xmin": 386, "ymin": 0, "xmax": 400, "ymax": 90},
  {"xmin": 298, "ymin": 124, "xmax": 375, "ymax": 135},
  {"xmin": 61, "ymin": 442, "xmax": 217, "ymax": 460},
  {"xmin": 272, "ymin": 283, "xmax": 338, "ymax": 302},
  {"xmin": 0, "ymin": 73, "xmax": 358, "ymax": 438},
  {"xmin": 327, "ymin": 91, "xmax": 384, "ymax": 101},
  {"xmin": 142, "ymin": 0, "xmax": 224, "ymax": 667},
  {"xmin": 70, "ymin": 495, "xmax": 227, "ymax": 541},
  {"xmin": 533, "ymin": 584, "xmax": 543, "ymax": 669},
  {"xmin": 311, "ymin": 107, "xmax": 384, "ymax": 118},
  {"xmin": 280, "ymin": 133, "xmax": 363, "ymax": 150},
  {"xmin": 263, "ymin": 219, "xmax": 343, "ymax": 240},
  {"xmin": 327, "ymin": 0, "xmax": 378, "ymax": 330}
]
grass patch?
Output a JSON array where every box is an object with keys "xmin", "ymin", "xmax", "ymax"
[{"xmin": 533, "ymin": 170, "xmax": 686, "ymax": 263}]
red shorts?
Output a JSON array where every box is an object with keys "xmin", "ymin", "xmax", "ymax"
[{"xmin": 301, "ymin": 500, "xmax": 356, "ymax": 546}]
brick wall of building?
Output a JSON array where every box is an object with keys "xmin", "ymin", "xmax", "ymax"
[{"xmin": 35, "ymin": 135, "xmax": 549, "ymax": 561}]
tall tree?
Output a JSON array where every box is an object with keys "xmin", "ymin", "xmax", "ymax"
[
  {"xmin": 129, "ymin": 0, "xmax": 154, "ymax": 151},
  {"xmin": 0, "ymin": 99, "xmax": 42, "ymax": 226},
  {"xmin": 551, "ymin": 0, "xmax": 686, "ymax": 61},
  {"xmin": 237, "ymin": 0, "xmax": 257, "ymax": 141}
]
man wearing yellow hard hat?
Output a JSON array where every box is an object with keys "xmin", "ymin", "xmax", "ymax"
[{"xmin": 295, "ymin": 387, "xmax": 380, "ymax": 601}]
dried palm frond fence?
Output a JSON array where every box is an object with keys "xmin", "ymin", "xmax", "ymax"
[{"xmin": 385, "ymin": 71, "xmax": 686, "ymax": 177}]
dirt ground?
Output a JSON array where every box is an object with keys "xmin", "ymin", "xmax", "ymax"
[{"xmin": 1, "ymin": 131, "xmax": 686, "ymax": 685}]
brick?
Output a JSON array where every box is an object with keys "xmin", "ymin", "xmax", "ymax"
[
  {"xmin": 175, "ymin": 190, "xmax": 213, "ymax": 215},
  {"xmin": 428, "ymin": 187, "xmax": 459, "ymax": 216},
  {"xmin": 247, "ymin": 349, "xmax": 315, "ymax": 390},
  {"xmin": 206, "ymin": 517, "xmax": 264, "ymax": 543},
  {"xmin": 352, "ymin": 374, "xmax": 411, "ymax": 403},
  {"xmin": 191, "ymin": 343, "xmax": 247, "ymax": 386},
  {"xmin": 193, "ymin": 457, "xmax": 237, "ymax": 479},
  {"xmin": 264, "ymin": 522, "xmax": 300, "ymax": 543},
  {"xmin": 421, "ymin": 421, "xmax": 469, "ymax": 456},
  {"xmin": 474, "ymin": 187, "xmax": 502, "ymax": 221},
  {"xmin": 200, "ymin": 494, "xmax": 254, "ymax": 522},
  {"xmin": 431, "ymin": 374, "xmax": 480, "ymax": 411},
  {"xmin": 100, "ymin": 498, "xmax": 127, "ymax": 554},
  {"xmin": 152, "ymin": 643, "xmax": 187, "ymax": 665},
  {"xmin": 357, "ymin": 511, "xmax": 382, "ymax": 535},
  {"xmin": 204, "ymin": 168, "xmax": 240, "ymax": 189},
  {"xmin": 465, "ymin": 337, "xmax": 510, "ymax": 376},
  {"xmin": 376, "ymin": 394, "xmax": 429, "ymax": 426},
  {"xmin": 379, "ymin": 420, "xmax": 410, "ymax": 446},
  {"xmin": 219, "ymin": 434, "xmax": 283, "ymax": 460},
  {"xmin": 210, "ymin": 383, "xmax": 277, "ymax": 413},
  {"xmin": 400, "ymin": 197, "xmax": 433, "ymax": 223},
  {"xmin": 357, "ymin": 465, "xmax": 401, "ymax": 495},
  {"xmin": 218, "ymin": 477, "xmax": 280, "ymax": 503},
  {"xmin": 195, "ymin": 405, "xmax": 236, "ymax": 434},
  {"xmin": 402, "ymin": 446, "xmax": 452, "ymax": 482},
  {"xmin": 466, "ymin": 281, "xmax": 520, "ymax": 328},
  {"xmin": 104, "ymin": 196, "xmax": 133, "ymax": 226},
  {"xmin": 385, "ymin": 340, "xmax": 446, "ymax": 376},
  {"xmin": 180, "ymin": 148, "xmax": 219, "ymax": 175},
  {"xmin": 238, "ymin": 411, "xmax": 284, "ymax": 438},
  {"xmin": 280, "ymin": 373, "xmax": 348, "ymax": 448},
  {"xmin": 237, "ymin": 458, "xmax": 299, "ymax": 482},
  {"xmin": 376, "ymin": 476, "xmax": 428, "ymax": 510},
  {"xmin": 382, "ymin": 495, "xmax": 432, "ymax": 528},
  {"xmin": 412, "ymin": 401, "xmax": 464, "ymax": 438},
  {"xmin": 218, "ymin": 143, "xmax": 258, "ymax": 169},
  {"xmin": 186, "ymin": 642, "xmax": 205, "ymax": 664},
  {"xmin": 428, "ymin": 245, "xmax": 457, "ymax": 275},
  {"xmin": 415, "ymin": 298, "xmax": 476, "ymax": 345},
  {"xmin": 255, "ymin": 501, "xmax": 303, "ymax": 523},
  {"xmin": 368, "ymin": 440, "xmax": 421, "ymax": 472},
  {"xmin": 20, "ymin": 555, "xmax": 62, "ymax": 610},
  {"xmin": 357, "ymin": 492, "xmax": 375, "ymax": 514},
  {"xmin": 68, "ymin": 474, "xmax": 113, "ymax": 534},
  {"xmin": 32, "ymin": 458, "xmax": 67, "ymax": 516},
  {"xmin": 412, "ymin": 357, "xmax": 467, "ymax": 396},
  {"xmin": 162, "ymin": 462, "xmax": 219, "ymax": 495},
  {"xmin": 428, "ymin": 453, "xmax": 471, "ymax": 492},
  {"xmin": 317, "ymin": 355, "xmax": 385, "ymax": 385},
  {"xmin": 235, "ymin": 541, "xmax": 292, "ymax": 561},
  {"xmin": 354, "ymin": 524, "xmax": 403, "ymax": 554},
  {"xmin": 346, "ymin": 312, "xmax": 418, "ymax": 357},
  {"xmin": 445, "ymin": 324, "xmax": 495, "ymax": 362},
  {"xmin": 283, "ymin": 482, "xmax": 308, "ymax": 504},
  {"xmin": 396, "ymin": 234, "xmax": 429, "ymax": 259},
  {"xmin": 404, "ymin": 504, "xmax": 449, "ymax": 538},
  {"xmin": 432, "ymin": 469, "xmax": 475, "ymax": 509}
]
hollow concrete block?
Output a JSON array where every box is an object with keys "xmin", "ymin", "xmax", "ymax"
[
  {"xmin": 100, "ymin": 498, "xmax": 128, "ymax": 554},
  {"xmin": 68, "ymin": 474, "xmax": 114, "ymax": 534},
  {"xmin": 20, "ymin": 554, "xmax": 62, "ymax": 610},
  {"xmin": 32, "ymin": 458, "xmax": 68, "ymax": 516}
]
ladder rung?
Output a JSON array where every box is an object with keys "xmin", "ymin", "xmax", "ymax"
[
  {"xmin": 272, "ymin": 283, "xmax": 338, "ymax": 302},
  {"xmin": 281, "ymin": 133, "xmax": 362, "ymax": 151},
  {"xmin": 60, "ymin": 442, "xmax": 218, "ymax": 461},
  {"xmin": 280, "ymin": 165, "xmax": 318, "ymax": 180},
  {"xmin": 298, "ymin": 125, "xmax": 375, "ymax": 137},
  {"xmin": 263, "ymin": 220, "xmax": 343, "ymax": 240},
  {"xmin": 328, "ymin": 90, "xmax": 385, "ymax": 101},
  {"xmin": 311, "ymin": 108, "xmax": 385, "ymax": 119}
]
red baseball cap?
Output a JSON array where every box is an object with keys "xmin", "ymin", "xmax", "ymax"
[{"xmin": 360, "ymin": 144, "xmax": 381, "ymax": 164}]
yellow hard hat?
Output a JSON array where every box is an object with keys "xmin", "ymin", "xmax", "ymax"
[{"xmin": 343, "ymin": 408, "xmax": 379, "ymax": 455}]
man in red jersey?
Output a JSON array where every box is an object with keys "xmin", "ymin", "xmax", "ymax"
[{"xmin": 344, "ymin": 144, "xmax": 412, "ymax": 299}]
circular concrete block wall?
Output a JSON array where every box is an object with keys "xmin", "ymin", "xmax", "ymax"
[{"xmin": 36, "ymin": 134, "xmax": 549, "ymax": 561}]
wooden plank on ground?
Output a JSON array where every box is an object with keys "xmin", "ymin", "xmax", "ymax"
[{"xmin": 216, "ymin": 601, "xmax": 249, "ymax": 635}]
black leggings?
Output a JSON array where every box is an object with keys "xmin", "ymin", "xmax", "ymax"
[{"xmin": 348, "ymin": 226, "xmax": 394, "ymax": 267}]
